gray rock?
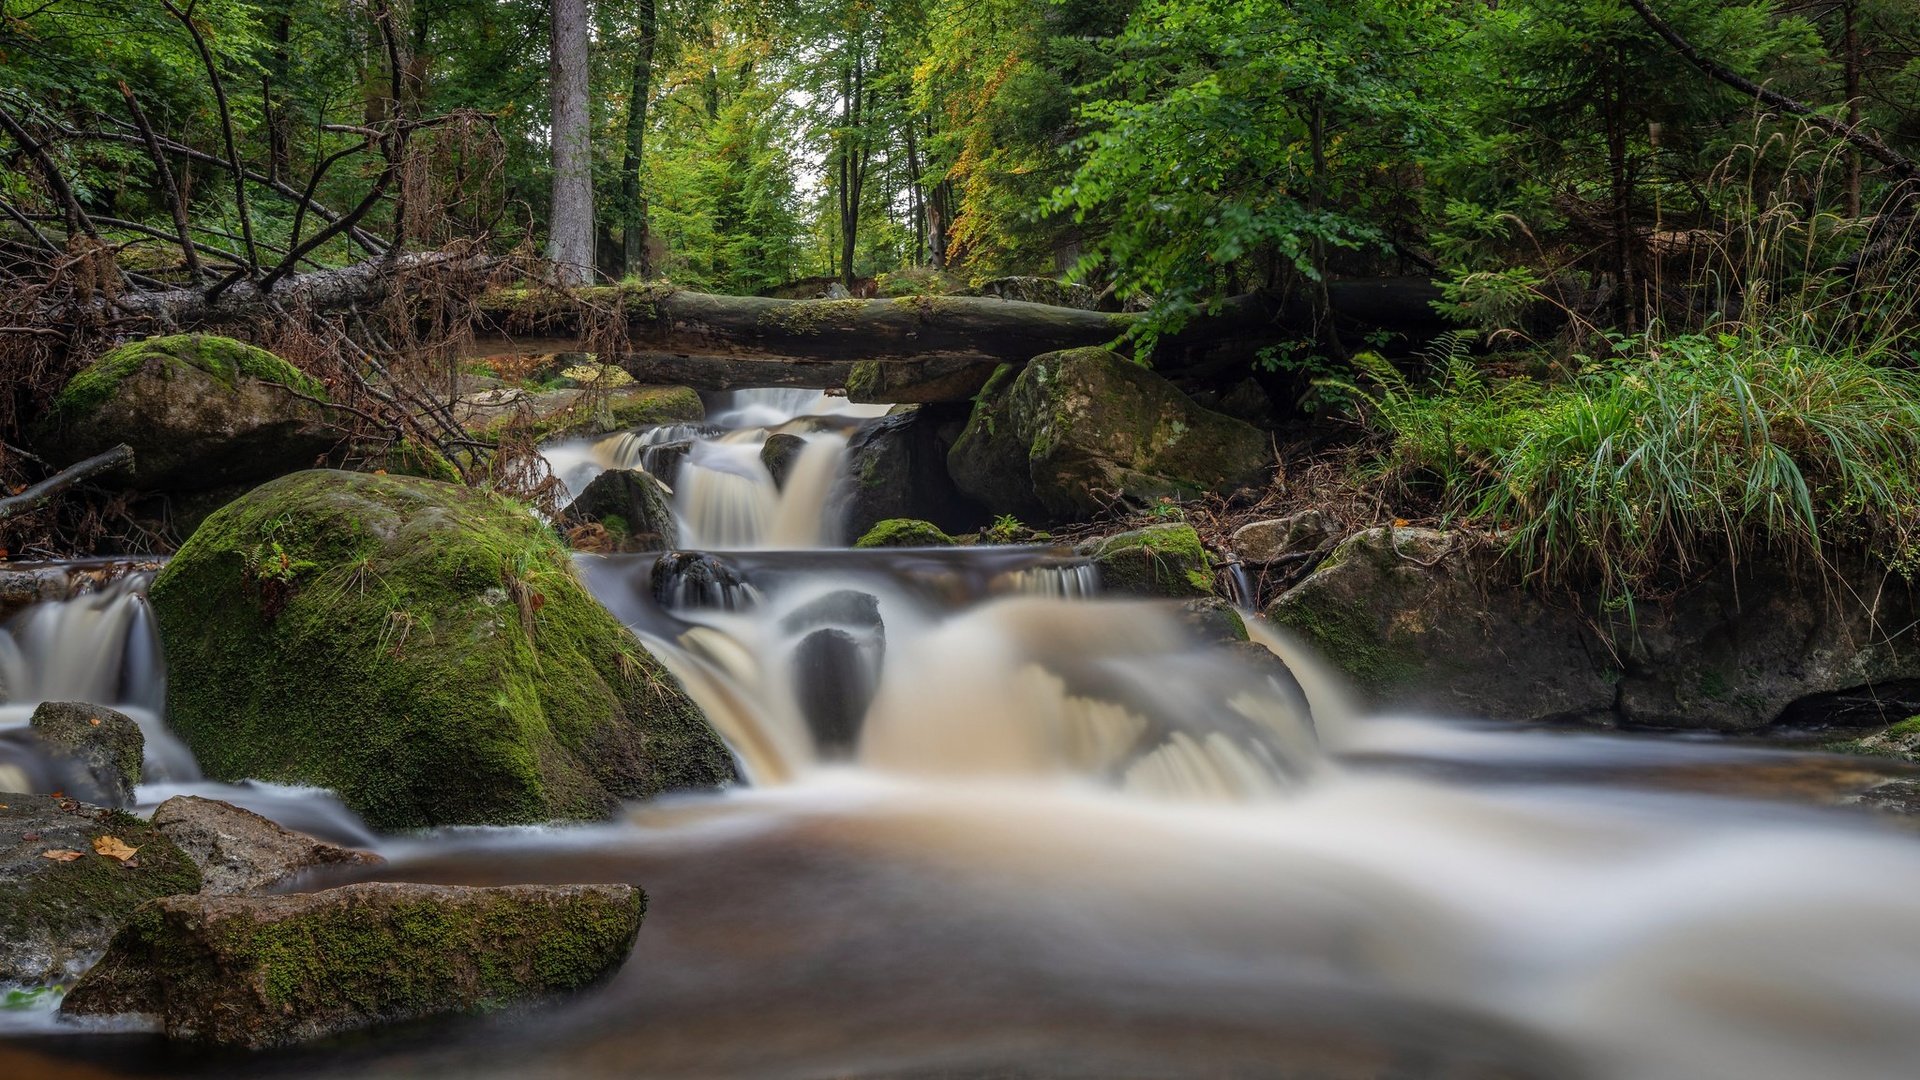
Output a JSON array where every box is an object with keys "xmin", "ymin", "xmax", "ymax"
[
  {"xmin": 1231, "ymin": 510, "xmax": 1343, "ymax": 567},
  {"xmin": 1268, "ymin": 526, "xmax": 1920, "ymax": 730},
  {"xmin": 560, "ymin": 468, "xmax": 679, "ymax": 552},
  {"xmin": 949, "ymin": 349, "xmax": 1271, "ymax": 522},
  {"xmin": 838, "ymin": 404, "xmax": 984, "ymax": 540},
  {"xmin": 761, "ymin": 433, "xmax": 806, "ymax": 489},
  {"xmin": 61, "ymin": 881, "xmax": 644, "ymax": 1048},
  {"xmin": 0, "ymin": 793, "xmax": 201, "ymax": 985},
  {"xmin": 27, "ymin": 701, "xmax": 143, "ymax": 808},
  {"xmin": 150, "ymin": 795, "xmax": 382, "ymax": 895}
]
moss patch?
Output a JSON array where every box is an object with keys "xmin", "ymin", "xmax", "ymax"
[
  {"xmin": 1084, "ymin": 524, "xmax": 1215, "ymax": 598},
  {"xmin": 855, "ymin": 519, "xmax": 957, "ymax": 548},
  {"xmin": 1268, "ymin": 589, "xmax": 1424, "ymax": 695},
  {"xmin": 51, "ymin": 335, "xmax": 323, "ymax": 424},
  {"xmin": 149, "ymin": 470, "xmax": 733, "ymax": 830}
]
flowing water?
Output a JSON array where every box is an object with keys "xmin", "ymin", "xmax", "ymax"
[{"xmin": 9, "ymin": 389, "xmax": 1920, "ymax": 1079}]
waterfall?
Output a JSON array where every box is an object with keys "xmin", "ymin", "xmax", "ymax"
[{"xmin": 0, "ymin": 569, "xmax": 198, "ymax": 782}]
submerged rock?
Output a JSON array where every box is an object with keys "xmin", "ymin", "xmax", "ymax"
[
  {"xmin": 150, "ymin": 795, "xmax": 382, "ymax": 895},
  {"xmin": 27, "ymin": 701, "xmax": 143, "ymax": 808},
  {"xmin": 61, "ymin": 881, "xmax": 644, "ymax": 1048},
  {"xmin": 650, "ymin": 551, "xmax": 756, "ymax": 611},
  {"xmin": 560, "ymin": 468, "xmax": 680, "ymax": 552},
  {"xmin": 791, "ymin": 628, "xmax": 875, "ymax": 755},
  {"xmin": 1082, "ymin": 524, "xmax": 1216, "ymax": 599},
  {"xmin": 1269, "ymin": 527, "xmax": 1920, "ymax": 730},
  {"xmin": 0, "ymin": 794, "xmax": 201, "ymax": 985},
  {"xmin": 29, "ymin": 334, "xmax": 335, "ymax": 493},
  {"xmin": 949, "ymin": 349, "xmax": 1271, "ymax": 522},
  {"xmin": 854, "ymin": 518, "xmax": 957, "ymax": 548},
  {"xmin": 149, "ymin": 470, "xmax": 734, "ymax": 831}
]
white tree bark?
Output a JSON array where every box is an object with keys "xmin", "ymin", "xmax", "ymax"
[{"xmin": 547, "ymin": 0, "xmax": 595, "ymax": 285}]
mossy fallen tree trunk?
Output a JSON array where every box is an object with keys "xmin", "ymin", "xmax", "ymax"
[{"xmin": 474, "ymin": 279, "xmax": 1448, "ymax": 402}]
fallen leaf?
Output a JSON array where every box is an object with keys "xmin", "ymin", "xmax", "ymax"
[
  {"xmin": 40, "ymin": 849, "xmax": 83, "ymax": 862},
  {"xmin": 92, "ymin": 835, "xmax": 139, "ymax": 862},
  {"xmin": 20, "ymin": 831, "xmax": 40, "ymax": 842},
  {"xmin": 88, "ymin": 717, "xmax": 101, "ymax": 726}
]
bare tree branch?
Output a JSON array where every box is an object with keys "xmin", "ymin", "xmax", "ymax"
[{"xmin": 0, "ymin": 444, "xmax": 134, "ymax": 521}]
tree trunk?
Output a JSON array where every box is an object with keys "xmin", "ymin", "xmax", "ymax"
[
  {"xmin": 619, "ymin": 0, "xmax": 659, "ymax": 278},
  {"xmin": 547, "ymin": 0, "xmax": 595, "ymax": 286}
]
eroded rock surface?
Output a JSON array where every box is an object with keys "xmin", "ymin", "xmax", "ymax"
[
  {"xmin": 150, "ymin": 795, "xmax": 382, "ymax": 895},
  {"xmin": 27, "ymin": 701, "xmax": 143, "ymax": 808}
]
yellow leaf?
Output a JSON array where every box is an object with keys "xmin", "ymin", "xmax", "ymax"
[
  {"xmin": 91, "ymin": 835, "xmax": 139, "ymax": 862},
  {"xmin": 40, "ymin": 849, "xmax": 83, "ymax": 862}
]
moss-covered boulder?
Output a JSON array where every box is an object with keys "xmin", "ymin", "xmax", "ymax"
[
  {"xmin": 30, "ymin": 334, "xmax": 335, "ymax": 492},
  {"xmin": 948, "ymin": 348, "xmax": 1271, "ymax": 522},
  {"xmin": 837, "ymin": 405, "xmax": 985, "ymax": 541},
  {"xmin": 149, "ymin": 470, "xmax": 734, "ymax": 830},
  {"xmin": 559, "ymin": 468, "xmax": 678, "ymax": 552},
  {"xmin": 0, "ymin": 794, "xmax": 201, "ymax": 985},
  {"xmin": 1081, "ymin": 523, "xmax": 1215, "ymax": 599},
  {"xmin": 855, "ymin": 518, "xmax": 956, "ymax": 548},
  {"xmin": 760, "ymin": 433, "xmax": 806, "ymax": 488},
  {"xmin": 61, "ymin": 881, "xmax": 643, "ymax": 1048}
]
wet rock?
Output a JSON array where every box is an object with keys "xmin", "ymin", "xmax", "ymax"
[
  {"xmin": 855, "ymin": 518, "xmax": 957, "ymax": 548},
  {"xmin": 791, "ymin": 629, "xmax": 875, "ymax": 755},
  {"xmin": 560, "ymin": 468, "xmax": 680, "ymax": 552},
  {"xmin": 1081, "ymin": 524, "xmax": 1216, "ymax": 599},
  {"xmin": 27, "ymin": 701, "xmax": 143, "ymax": 808},
  {"xmin": 1177, "ymin": 597, "xmax": 1250, "ymax": 646},
  {"xmin": 28, "ymin": 334, "xmax": 336, "ymax": 493},
  {"xmin": 838, "ymin": 404, "xmax": 985, "ymax": 541},
  {"xmin": 780, "ymin": 590, "xmax": 883, "ymax": 638},
  {"xmin": 651, "ymin": 551, "xmax": 756, "ymax": 611},
  {"xmin": 61, "ymin": 881, "xmax": 644, "ymax": 1049},
  {"xmin": 150, "ymin": 470, "xmax": 734, "ymax": 831},
  {"xmin": 949, "ymin": 349, "xmax": 1271, "ymax": 522},
  {"xmin": 1268, "ymin": 527, "xmax": 1920, "ymax": 730},
  {"xmin": 761, "ymin": 433, "xmax": 807, "ymax": 489},
  {"xmin": 0, "ymin": 794, "xmax": 201, "ymax": 985},
  {"xmin": 1230, "ymin": 510, "xmax": 1343, "ymax": 567},
  {"xmin": 150, "ymin": 796, "xmax": 383, "ymax": 895}
]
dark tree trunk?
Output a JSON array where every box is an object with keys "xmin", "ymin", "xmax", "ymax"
[{"xmin": 619, "ymin": 0, "xmax": 659, "ymax": 278}]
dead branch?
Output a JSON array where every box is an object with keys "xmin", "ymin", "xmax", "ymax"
[{"xmin": 0, "ymin": 444, "xmax": 133, "ymax": 521}]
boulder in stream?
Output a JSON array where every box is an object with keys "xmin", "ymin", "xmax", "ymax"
[
  {"xmin": 27, "ymin": 701, "xmax": 143, "ymax": 808},
  {"xmin": 150, "ymin": 795, "xmax": 382, "ymax": 895},
  {"xmin": 854, "ymin": 519, "xmax": 957, "ymax": 548},
  {"xmin": 149, "ymin": 470, "xmax": 735, "ymax": 830},
  {"xmin": 1268, "ymin": 526, "xmax": 1920, "ymax": 730},
  {"xmin": 560, "ymin": 468, "xmax": 679, "ymax": 552},
  {"xmin": 1081, "ymin": 524, "xmax": 1216, "ymax": 599},
  {"xmin": 61, "ymin": 881, "xmax": 644, "ymax": 1048},
  {"xmin": 838, "ymin": 404, "xmax": 985, "ymax": 541},
  {"xmin": 948, "ymin": 348, "xmax": 1271, "ymax": 522},
  {"xmin": 760, "ymin": 433, "xmax": 807, "ymax": 488},
  {"xmin": 0, "ymin": 794, "xmax": 201, "ymax": 985},
  {"xmin": 29, "ymin": 334, "xmax": 336, "ymax": 493}
]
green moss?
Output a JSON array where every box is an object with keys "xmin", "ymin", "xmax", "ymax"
[
  {"xmin": 1086, "ymin": 524, "xmax": 1215, "ymax": 598},
  {"xmin": 51, "ymin": 335, "xmax": 324, "ymax": 423},
  {"xmin": 758, "ymin": 298, "xmax": 869, "ymax": 335},
  {"xmin": 1269, "ymin": 592, "xmax": 1423, "ymax": 694},
  {"xmin": 855, "ymin": 519, "xmax": 956, "ymax": 548},
  {"xmin": 149, "ymin": 470, "xmax": 733, "ymax": 830},
  {"xmin": 846, "ymin": 360, "xmax": 882, "ymax": 402},
  {"xmin": 383, "ymin": 439, "xmax": 462, "ymax": 484},
  {"xmin": 1889, "ymin": 716, "xmax": 1920, "ymax": 737},
  {"xmin": 0, "ymin": 807, "xmax": 201, "ymax": 958}
]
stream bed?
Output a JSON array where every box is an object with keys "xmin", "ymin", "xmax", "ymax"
[{"xmin": 3, "ymin": 390, "xmax": 1920, "ymax": 1080}]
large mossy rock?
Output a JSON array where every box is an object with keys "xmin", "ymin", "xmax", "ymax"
[
  {"xmin": 559, "ymin": 468, "xmax": 679, "ymax": 552},
  {"xmin": 1268, "ymin": 527, "xmax": 1920, "ymax": 730},
  {"xmin": 0, "ymin": 795, "xmax": 201, "ymax": 985},
  {"xmin": 31, "ymin": 334, "xmax": 334, "ymax": 492},
  {"xmin": 948, "ymin": 348, "xmax": 1271, "ymax": 522},
  {"xmin": 149, "ymin": 470, "xmax": 734, "ymax": 830},
  {"xmin": 62, "ymin": 881, "xmax": 643, "ymax": 1048}
]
